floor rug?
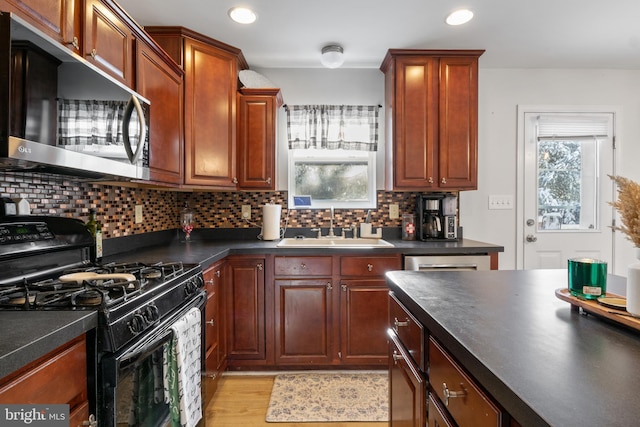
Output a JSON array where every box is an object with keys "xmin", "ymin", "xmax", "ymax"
[{"xmin": 265, "ymin": 372, "xmax": 388, "ymax": 422}]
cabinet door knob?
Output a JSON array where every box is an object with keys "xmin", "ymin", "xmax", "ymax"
[
  {"xmin": 90, "ymin": 48, "xmax": 97, "ymax": 58},
  {"xmin": 266, "ymin": 177, "xmax": 272, "ymax": 184},
  {"xmin": 68, "ymin": 36, "xmax": 79, "ymax": 50},
  {"xmin": 205, "ymin": 279, "xmax": 214, "ymax": 286},
  {"xmin": 428, "ymin": 177, "xmax": 434, "ymax": 184},
  {"xmin": 367, "ymin": 264, "xmax": 373, "ymax": 271},
  {"xmin": 300, "ymin": 263, "xmax": 307, "ymax": 269},
  {"xmin": 257, "ymin": 263, "xmax": 263, "ymax": 271},
  {"xmin": 443, "ymin": 382, "xmax": 466, "ymax": 406},
  {"xmin": 326, "ymin": 282, "xmax": 333, "ymax": 290},
  {"xmin": 392, "ymin": 351, "xmax": 403, "ymax": 364},
  {"xmin": 232, "ymin": 177, "xmax": 238, "ymax": 184},
  {"xmin": 341, "ymin": 284, "xmax": 347, "ymax": 292},
  {"xmin": 441, "ymin": 177, "xmax": 447, "ymax": 184},
  {"xmin": 215, "ymin": 270, "xmax": 221, "ymax": 277},
  {"xmin": 206, "ymin": 319, "xmax": 215, "ymax": 326}
]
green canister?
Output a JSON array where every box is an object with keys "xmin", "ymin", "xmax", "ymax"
[{"xmin": 568, "ymin": 258, "xmax": 608, "ymax": 299}]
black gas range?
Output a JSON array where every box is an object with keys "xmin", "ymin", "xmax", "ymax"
[{"xmin": 0, "ymin": 215, "xmax": 206, "ymax": 426}]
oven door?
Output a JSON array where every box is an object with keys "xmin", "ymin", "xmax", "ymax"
[{"xmin": 99, "ymin": 290, "xmax": 206, "ymax": 427}]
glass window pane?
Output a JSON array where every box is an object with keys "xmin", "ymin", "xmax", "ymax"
[
  {"xmin": 294, "ymin": 161, "xmax": 368, "ymax": 202},
  {"xmin": 537, "ymin": 139, "xmax": 599, "ymax": 231}
]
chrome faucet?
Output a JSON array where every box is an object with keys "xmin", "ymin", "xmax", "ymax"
[{"xmin": 328, "ymin": 206, "xmax": 335, "ymax": 237}]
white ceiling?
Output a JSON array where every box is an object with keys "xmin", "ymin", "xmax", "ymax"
[{"xmin": 117, "ymin": 0, "xmax": 640, "ymax": 70}]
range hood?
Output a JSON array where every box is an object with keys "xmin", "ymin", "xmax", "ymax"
[{"xmin": 0, "ymin": 12, "xmax": 150, "ymax": 181}]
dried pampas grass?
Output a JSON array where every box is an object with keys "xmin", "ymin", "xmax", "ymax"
[{"xmin": 609, "ymin": 175, "xmax": 640, "ymax": 247}]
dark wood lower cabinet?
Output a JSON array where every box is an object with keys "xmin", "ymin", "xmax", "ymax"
[
  {"xmin": 203, "ymin": 260, "xmax": 226, "ymax": 400},
  {"xmin": 274, "ymin": 279, "xmax": 333, "ymax": 365},
  {"xmin": 340, "ymin": 279, "xmax": 389, "ymax": 365},
  {"xmin": 0, "ymin": 334, "xmax": 92, "ymax": 426},
  {"xmin": 226, "ymin": 257, "xmax": 266, "ymax": 363},
  {"xmin": 224, "ymin": 254, "xmax": 401, "ymax": 369},
  {"xmin": 388, "ymin": 329, "xmax": 426, "ymax": 426}
]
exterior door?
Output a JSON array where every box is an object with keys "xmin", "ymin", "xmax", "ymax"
[{"xmin": 520, "ymin": 108, "xmax": 615, "ymax": 270}]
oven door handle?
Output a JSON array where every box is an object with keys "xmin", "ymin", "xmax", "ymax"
[{"xmin": 119, "ymin": 328, "xmax": 174, "ymax": 369}]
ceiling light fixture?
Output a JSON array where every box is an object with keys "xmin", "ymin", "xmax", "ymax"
[
  {"xmin": 321, "ymin": 45, "xmax": 344, "ymax": 69},
  {"xmin": 446, "ymin": 9, "xmax": 474, "ymax": 26},
  {"xmin": 228, "ymin": 7, "xmax": 257, "ymax": 24}
]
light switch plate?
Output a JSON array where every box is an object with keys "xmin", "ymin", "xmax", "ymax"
[
  {"xmin": 134, "ymin": 205, "xmax": 143, "ymax": 223},
  {"xmin": 488, "ymin": 195, "xmax": 514, "ymax": 210},
  {"xmin": 389, "ymin": 204, "xmax": 399, "ymax": 219}
]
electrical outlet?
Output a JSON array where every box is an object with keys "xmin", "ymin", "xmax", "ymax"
[
  {"xmin": 242, "ymin": 205, "xmax": 251, "ymax": 220},
  {"xmin": 134, "ymin": 205, "xmax": 143, "ymax": 224},
  {"xmin": 389, "ymin": 204, "xmax": 399, "ymax": 219}
]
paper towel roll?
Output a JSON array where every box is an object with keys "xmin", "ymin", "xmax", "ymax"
[{"xmin": 261, "ymin": 204, "xmax": 282, "ymax": 240}]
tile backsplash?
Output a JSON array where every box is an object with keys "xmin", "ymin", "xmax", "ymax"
[{"xmin": 1, "ymin": 172, "xmax": 419, "ymax": 239}]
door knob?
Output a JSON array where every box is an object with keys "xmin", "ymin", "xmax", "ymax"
[{"xmin": 526, "ymin": 234, "xmax": 537, "ymax": 242}]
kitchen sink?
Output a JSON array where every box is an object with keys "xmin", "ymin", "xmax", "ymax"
[{"xmin": 276, "ymin": 237, "xmax": 395, "ymax": 248}]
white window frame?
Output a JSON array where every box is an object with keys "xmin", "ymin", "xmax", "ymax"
[{"xmin": 287, "ymin": 148, "xmax": 377, "ymax": 210}]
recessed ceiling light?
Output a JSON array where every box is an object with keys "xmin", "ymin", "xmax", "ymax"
[
  {"xmin": 228, "ymin": 7, "xmax": 257, "ymax": 24},
  {"xmin": 446, "ymin": 9, "xmax": 474, "ymax": 26}
]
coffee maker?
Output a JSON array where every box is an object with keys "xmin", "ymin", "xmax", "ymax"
[{"xmin": 417, "ymin": 193, "xmax": 458, "ymax": 241}]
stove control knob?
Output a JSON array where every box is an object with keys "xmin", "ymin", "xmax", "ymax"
[
  {"xmin": 143, "ymin": 304, "xmax": 160, "ymax": 323},
  {"xmin": 128, "ymin": 313, "xmax": 147, "ymax": 334},
  {"xmin": 184, "ymin": 279, "xmax": 198, "ymax": 296}
]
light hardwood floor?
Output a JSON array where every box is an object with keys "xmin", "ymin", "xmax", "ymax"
[{"xmin": 204, "ymin": 374, "xmax": 388, "ymax": 427}]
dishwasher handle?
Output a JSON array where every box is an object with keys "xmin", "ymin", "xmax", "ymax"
[
  {"xmin": 417, "ymin": 263, "xmax": 479, "ymax": 270},
  {"xmin": 404, "ymin": 255, "xmax": 491, "ymax": 271}
]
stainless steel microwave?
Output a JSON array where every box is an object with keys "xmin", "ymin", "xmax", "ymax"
[{"xmin": 0, "ymin": 12, "xmax": 150, "ymax": 181}]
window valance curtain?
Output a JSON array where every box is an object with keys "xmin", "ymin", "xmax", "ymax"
[
  {"xmin": 58, "ymin": 99, "xmax": 136, "ymax": 146},
  {"xmin": 286, "ymin": 104, "xmax": 379, "ymax": 151}
]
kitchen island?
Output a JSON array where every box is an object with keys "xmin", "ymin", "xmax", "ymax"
[{"xmin": 386, "ymin": 269, "xmax": 639, "ymax": 426}]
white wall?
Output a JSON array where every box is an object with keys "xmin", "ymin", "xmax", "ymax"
[{"xmin": 255, "ymin": 66, "xmax": 640, "ymax": 273}]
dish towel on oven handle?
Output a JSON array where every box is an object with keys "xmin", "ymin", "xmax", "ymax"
[{"xmin": 164, "ymin": 307, "xmax": 202, "ymax": 427}]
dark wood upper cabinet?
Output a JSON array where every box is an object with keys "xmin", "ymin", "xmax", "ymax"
[
  {"xmin": 145, "ymin": 27, "xmax": 248, "ymax": 188},
  {"xmin": 381, "ymin": 49, "xmax": 484, "ymax": 191},
  {"xmin": 237, "ymin": 88, "xmax": 282, "ymax": 190},
  {"xmin": 0, "ymin": 0, "xmax": 80, "ymax": 53},
  {"xmin": 135, "ymin": 38, "xmax": 184, "ymax": 184},
  {"xmin": 83, "ymin": 0, "xmax": 133, "ymax": 86}
]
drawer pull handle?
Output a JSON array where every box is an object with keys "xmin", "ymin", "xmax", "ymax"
[
  {"xmin": 206, "ymin": 319, "xmax": 215, "ymax": 326},
  {"xmin": 394, "ymin": 317, "xmax": 409, "ymax": 330},
  {"xmin": 443, "ymin": 382, "xmax": 466, "ymax": 406},
  {"xmin": 392, "ymin": 351, "xmax": 403, "ymax": 364},
  {"xmin": 367, "ymin": 263, "xmax": 373, "ymax": 271}
]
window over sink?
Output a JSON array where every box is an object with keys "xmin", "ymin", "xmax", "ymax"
[{"xmin": 286, "ymin": 105, "xmax": 379, "ymax": 209}]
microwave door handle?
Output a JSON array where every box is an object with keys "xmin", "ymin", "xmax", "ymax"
[{"xmin": 123, "ymin": 95, "xmax": 146, "ymax": 164}]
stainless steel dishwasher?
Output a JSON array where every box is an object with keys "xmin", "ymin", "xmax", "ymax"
[{"xmin": 404, "ymin": 255, "xmax": 491, "ymax": 271}]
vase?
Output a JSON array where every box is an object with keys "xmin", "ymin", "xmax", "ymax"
[{"xmin": 626, "ymin": 248, "xmax": 640, "ymax": 317}]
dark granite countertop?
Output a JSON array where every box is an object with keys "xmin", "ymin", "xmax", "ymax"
[
  {"xmin": 105, "ymin": 236, "xmax": 504, "ymax": 270},
  {"xmin": 0, "ymin": 311, "xmax": 97, "ymax": 380},
  {"xmin": 386, "ymin": 269, "xmax": 637, "ymax": 427},
  {"xmin": 0, "ymin": 233, "xmax": 502, "ymax": 382}
]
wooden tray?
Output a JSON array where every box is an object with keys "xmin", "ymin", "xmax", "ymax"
[{"xmin": 555, "ymin": 288, "xmax": 640, "ymax": 331}]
